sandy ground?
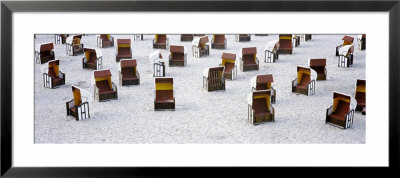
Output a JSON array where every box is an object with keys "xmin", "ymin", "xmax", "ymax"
[{"xmin": 34, "ymin": 34, "xmax": 366, "ymax": 144}]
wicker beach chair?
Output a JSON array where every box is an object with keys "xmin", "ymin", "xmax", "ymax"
[
  {"xmin": 247, "ymin": 90, "xmax": 275, "ymax": 125},
  {"xmin": 154, "ymin": 78, "xmax": 175, "ymax": 111},
  {"xmin": 149, "ymin": 50, "xmax": 165, "ymax": 77},
  {"xmin": 153, "ymin": 34, "xmax": 169, "ymax": 49},
  {"xmin": 66, "ymin": 86, "xmax": 90, "ymax": 121},
  {"xmin": 54, "ymin": 34, "xmax": 68, "ymax": 44},
  {"xmin": 336, "ymin": 35, "xmax": 354, "ymax": 56},
  {"xmin": 92, "ymin": 69, "xmax": 118, "ymax": 101},
  {"xmin": 211, "ymin": 34, "xmax": 227, "ymax": 49},
  {"xmin": 119, "ymin": 59, "xmax": 140, "ymax": 86},
  {"xmin": 251, "ymin": 74, "xmax": 276, "ymax": 103},
  {"xmin": 220, "ymin": 52, "xmax": 237, "ymax": 80},
  {"xmin": 240, "ymin": 47, "xmax": 259, "ymax": 71},
  {"xmin": 337, "ymin": 44, "xmax": 354, "ymax": 67},
  {"xmin": 292, "ymin": 66, "xmax": 316, "ymax": 96},
  {"xmin": 66, "ymin": 35, "xmax": 84, "ymax": 56},
  {"xmin": 355, "ymin": 79, "xmax": 366, "ymax": 115},
  {"xmin": 357, "ymin": 34, "xmax": 366, "ymax": 50},
  {"xmin": 169, "ymin": 45, "xmax": 187, "ymax": 67},
  {"xmin": 97, "ymin": 34, "xmax": 114, "ymax": 48},
  {"xmin": 115, "ymin": 39, "xmax": 132, "ymax": 62},
  {"xmin": 192, "ymin": 36, "xmax": 210, "ymax": 58},
  {"xmin": 292, "ymin": 34, "xmax": 301, "ymax": 47},
  {"xmin": 36, "ymin": 42, "xmax": 55, "ymax": 64},
  {"xmin": 326, "ymin": 92, "xmax": 356, "ymax": 129},
  {"xmin": 305, "ymin": 34, "xmax": 312, "ymax": 41},
  {"xmin": 82, "ymin": 48, "xmax": 102, "ymax": 70},
  {"xmin": 278, "ymin": 34, "xmax": 293, "ymax": 54},
  {"xmin": 203, "ymin": 66, "xmax": 225, "ymax": 92},
  {"xmin": 236, "ymin": 34, "xmax": 251, "ymax": 42},
  {"xmin": 181, "ymin": 34, "xmax": 194, "ymax": 41},
  {"xmin": 264, "ymin": 39, "xmax": 280, "ymax": 63},
  {"xmin": 43, "ymin": 59, "xmax": 65, "ymax": 89},
  {"xmin": 308, "ymin": 59, "xmax": 327, "ymax": 80}
]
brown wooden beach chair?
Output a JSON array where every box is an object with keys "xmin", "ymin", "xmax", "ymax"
[
  {"xmin": 326, "ymin": 92, "xmax": 355, "ymax": 129},
  {"xmin": 220, "ymin": 52, "xmax": 237, "ymax": 80},
  {"xmin": 66, "ymin": 86, "xmax": 90, "ymax": 121},
  {"xmin": 93, "ymin": 70, "xmax": 118, "ymax": 101},
  {"xmin": 248, "ymin": 90, "xmax": 275, "ymax": 124},
  {"xmin": 119, "ymin": 59, "xmax": 140, "ymax": 86},
  {"xmin": 66, "ymin": 35, "xmax": 84, "ymax": 56},
  {"xmin": 292, "ymin": 66, "xmax": 316, "ymax": 96},
  {"xmin": 82, "ymin": 48, "xmax": 102, "ymax": 70},
  {"xmin": 54, "ymin": 34, "xmax": 68, "ymax": 44},
  {"xmin": 192, "ymin": 36, "xmax": 210, "ymax": 58},
  {"xmin": 181, "ymin": 34, "xmax": 194, "ymax": 41},
  {"xmin": 292, "ymin": 34, "xmax": 301, "ymax": 47},
  {"xmin": 153, "ymin": 34, "xmax": 169, "ymax": 49},
  {"xmin": 116, "ymin": 39, "xmax": 132, "ymax": 62},
  {"xmin": 355, "ymin": 79, "xmax": 366, "ymax": 115},
  {"xmin": 43, "ymin": 59, "xmax": 65, "ymax": 89},
  {"xmin": 37, "ymin": 42, "xmax": 55, "ymax": 64},
  {"xmin": 203, "ymin": 67, "xmax": 225, "ymax": 92},
  {"xmin": 278, "ymin": 34, "xmax": 293, "ymax": 54},
  {"xmin": 154, "ymin": 78, "xmax": 175, "ymax": 111},
  {"xmin": 236, "ymin": 34, "xmax": 251, "ymax": 42},
  {"xmin": 357, "ymin": 34, "xmax": 366, "ymax": 50},
  {"xmin": 97, "ymin": 34, "xmax": 114, "ymax": 48},
  {"xmin": 240, "ymin": 47, "xmax": 259, "ymax": 71},
  {"xmin": 309, "ymin": 59, "xmax": 327, "ymax": 80},
  {"xmin": 211, "ymin": 34, "xmax": 227, "ymax": 49},
  {"xmin": 169, "ymin": 45, "xmax": 187, "ymax": 66},
  {"xmin": 252, "ymin": 74, "xmax": 276, "ymax": 103}
]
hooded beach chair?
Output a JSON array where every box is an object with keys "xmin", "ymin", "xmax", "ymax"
[
  {"xmin": 235, "ymin": 34, "xmax": 251, "ymax": 42},
  {"xmin": 92, "ymin": 69, "xmax": 118, "ymax": 101},
  {"xmin": 337, "ymin": 44, "xmax": 354, "ymax": 67},
  {"xmin": 43, "ymin": 59, "xmax": 65, "ymax": 89},
  {"xmin": 36, "ymin": 42, "xmax": 55, "ymax": 64},
  {"xmin": 240, "ymin": 47, "xmax": 259, "ymax": 71},
  {"xmin": 355, "ymin": 79, "xmax": 366, "ymax": 115},
  {"xmin": 247, "ymin": 90, "xmax": 275, "ymax": 125},
  {"xmin": 203, "ymin": 66, "xmax": 225, "ymax": 92},
  {"xmin": 292, "ymin": 66, "xmax": 316, "ymax": 96},
  {"xmin": 192, "ymin": 36, "xmax": 210, "ymax": 58},
  {"xmin": 66, "ymin": 86, "xmax": 90, "ymax": 121},
  {"xmin": 251, "ymin": 74, "xmax": 276, "ymax": 103},
  {"xmin": 153, "ymin": 34, "xmax": 169, "ymax": 49},
  {"xmin": 66, "ymin": 35, "xmax": 84, "ymax": 56},
  {"xmin": 169, "ymin": 45, "xmax": 187, "ymax": 67},
  {"xmin": 220, "ymin": 52, "xmax": 237, "ymax": 80},
  {"xmin": 119, "ymin": 59, "xmax": 140, "ymax": 86},
  {"xmin": 305, "ymin": 34, "xmax": 312, "ymax": 41},
  {"xmin": 278, "ymin": 34, "xmax": 293, "ymax": 54},
  {"xmin": 292, "ymin": 34, "xmax": 301, "ymax": 47},
  {"xmin": 82, "ymin": 48, "xmax": 103, "ymax": 70},
  {"xmin": 54, "ymin": 34, "xmax": 68, "ymax": 44},
  {"xmin": 357, "ymin": 34, "xmax": 366, "ymax": 50},
  {"xmin": 154, "ymin": 78, "xmax": 175, "ymax": 111},
  {"xmin": 211, "ymin": 34, "xmax": 227, "ymax": 49},
  {"xmin": 133, "ymin": 34, "xmax": 143, "ymax": 41},
  {"xmin": 181, "ymin": 34, "xmax": 194, "ymax": 41},
  {"xmin": 149, "ymin": 50, "xmax": 165, "ymax": 77},
  {"xmin": 308, "ymin": 58, "xmax": 327, "ymax": 80},
  {"xmin": 336, "ymin": 35, "xmax": 354, "ymax": 56},
  {"xmin": 97, "ymin": 34, "xmax": 114, "ymax": 48},
  {"xmin": 326, "ymin": 92, "xmax": 356, "ymax": 129},
  {"xmin": 264, "ymin": 39, "xmax": 280, "ymax": 63},
  {"xmin": 115, "ymin": 39, "xmax": 132, "ymax": 62}
]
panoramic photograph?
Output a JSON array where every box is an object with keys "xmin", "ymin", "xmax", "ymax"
[{"xmin": 34, "ymin": 34, "xmax": 366, "ymax": 144}]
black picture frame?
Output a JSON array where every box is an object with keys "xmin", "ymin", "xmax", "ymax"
[{"xmin": 1, "ymin": 0, "xmax": 399, "ymax": 177}]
